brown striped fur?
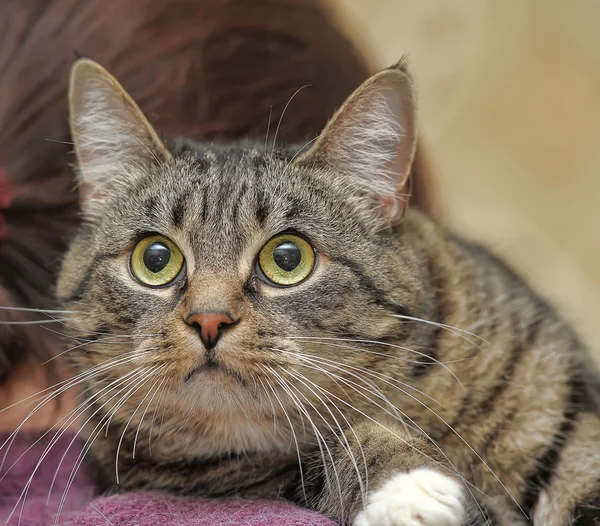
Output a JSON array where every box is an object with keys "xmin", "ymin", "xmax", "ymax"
[{"xmin": 56, "ymin": 58, "xmax": 600, "ymax": 525}]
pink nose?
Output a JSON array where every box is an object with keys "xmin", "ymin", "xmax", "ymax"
[{"xmin": 186, "ymin": 312, "xmax": 236, "ymax": 350}]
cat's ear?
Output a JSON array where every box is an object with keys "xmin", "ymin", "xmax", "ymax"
[
  {"xmin": 297, "ymin": 60, "xmax": 416, "ymax": 225},
  {"xmin": 68, "ymin": 58, "xmax": 171, "ymax": 216}
]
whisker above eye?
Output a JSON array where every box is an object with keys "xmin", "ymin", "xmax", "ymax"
[
  {"xmin": 102, "ymin": 118, "xmax": 163, "ymax": 167},
  {"xmin": 264, "ymin": 106, "xmax": 273, "ymax": 149},
  {"xmin": 280, "ymin": 135, "xmax": 321, "ymax": 179},
  {"xmin": 271, "ymin": 84, "xmax": 312, "ymax": 153}
]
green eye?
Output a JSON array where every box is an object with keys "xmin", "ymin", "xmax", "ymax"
[
  {"xmin": 130, "ymin": 235, "xmax": 185, "ymax": 287},
  {"xmin": 258, "ymin": 234, "xmax": 315, "ymax": 286}
]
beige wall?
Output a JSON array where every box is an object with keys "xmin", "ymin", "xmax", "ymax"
[{"xmin": 332, "ymin": 0, "xmax": 600, "ymax": 358}]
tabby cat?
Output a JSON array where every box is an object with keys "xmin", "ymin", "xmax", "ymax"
[{"xmin": 55, "ymin": 58, "xmax": 600, "ymax": 525}]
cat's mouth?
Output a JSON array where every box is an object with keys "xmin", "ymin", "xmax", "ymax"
[
  {"xmin": 183, "ymin": 357, "xmax": 245, "ymax": 386},
  {"xmin": 184, "ymin": 361, "xmax": 221, "ymax": 382}
]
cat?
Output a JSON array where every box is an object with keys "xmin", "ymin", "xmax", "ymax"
[{"xmin": 53, "ymin": 57, "xmax": 600, "ymax": 525}]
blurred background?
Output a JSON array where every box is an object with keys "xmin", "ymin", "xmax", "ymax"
[{"xmin": 332, "ymin": 0, "xmax": 600, "ymax": 359}]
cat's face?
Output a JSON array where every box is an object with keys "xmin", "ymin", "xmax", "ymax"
[{"xmin": 58, "ymin": 59, "xmax": 429, "ymax": 454}]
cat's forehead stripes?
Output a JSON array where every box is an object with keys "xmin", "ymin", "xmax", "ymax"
[
  {"xmin": 168, "ymin": 149, "xmax": 282, "ymax": 234},
  {"xmin": 122, "ymin": 147, "xmax": 330, "ymax": 260},
  {"xmin": 116, "ymin": 149, "xmax": 292, "ymax": 272}
]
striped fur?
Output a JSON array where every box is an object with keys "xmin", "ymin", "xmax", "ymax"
[{"xmin": 56, "ymin": 59, "xmax": 600, "ymax": 525}]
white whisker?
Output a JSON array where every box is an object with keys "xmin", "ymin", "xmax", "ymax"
[
  {"xmin": 115, "ymin": 368, "xmax": 164, "ymax": 483},
  {"xmin": 6, "ymin": 368, "xmax": 146, "ymax": 525},
  {"xmin": 133, "ymin": 379, "xmax": 166, "ymax": 459},
  {"xmin": 0, "ymin": 350, "xmax": 158, "ymax": 474},
  {"xmin": 54, "ymin": 366, "xmax": 159, "ymax": 523},
  {"xmin": 285, "ymin": 368, "xmax": 368, "ymax": 508},
  {"xmin": 265, "ymin": 106, "xmax": 273, "ymax": 149},
  {"xmin": 392, "ymin": 314, "xmax": 488, "ymax": 346},
  {"xmin": 283, "ymin": 350, "xmax": 516, "ymax": 518},
  {"xmin": 148, "ymin": 380, "xmax": 168, "ymax": 457},
  {"xmin": 0, "ymin": 319, "xmax": 69, "ymax": 325},
  {"xmin": 0, "ymin": 306, "xmax": 78, "ymax": 314},
  {"xmin": 271, "ymin": 85, "xmax": 312, "ymax": 152},
  {"xmin": 267, "ymin": 365, "xmax": 345, "ymax": 522},
  {"xmin": 259, "ymin": 371, "xmax": 307, "ymax": 504},
  {"xmin": 287, "ymin": 336, "xmax": 464, "ymax": 388}
]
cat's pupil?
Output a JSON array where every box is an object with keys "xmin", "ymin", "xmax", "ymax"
[
  {"xmin": 273, "ymin": 242, "xmax": 301, "ymax": 272},
  {"xmin": 143, "ymin": 243, "xmax": 171, "ymax": 273}
]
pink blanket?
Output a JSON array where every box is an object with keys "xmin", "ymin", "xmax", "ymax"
[{"xmin": 0, "ymin": 432, "xmax": 336, "ymax": 525}]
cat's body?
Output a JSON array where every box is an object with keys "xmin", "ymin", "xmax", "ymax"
[{"xmin": 56, "ymin": 59, "xmax": 600, "ymax": 525}]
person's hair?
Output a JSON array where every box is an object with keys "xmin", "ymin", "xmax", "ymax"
[{"xmin": 0, "ymin": 0, "xmax": 436, "ymax": 380}]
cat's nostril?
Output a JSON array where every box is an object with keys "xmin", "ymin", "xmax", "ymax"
[{"xmin": 186, "ymin": 312, "xmax": 237, "ymax": 350}]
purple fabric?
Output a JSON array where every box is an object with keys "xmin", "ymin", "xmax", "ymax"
[{"xmin": 0, "ymin": 431, "xmax": 336, "ymax": 525}]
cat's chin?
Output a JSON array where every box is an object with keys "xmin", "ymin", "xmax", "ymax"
[
  {"xmin": 158, "ymin": 373, "xmax": 297, "ymax": 457},
  {"xmin": 175, "ymin": 363, "xmax": 254, "ymax": 413}
]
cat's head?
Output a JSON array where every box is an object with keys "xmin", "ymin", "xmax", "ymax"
[{"xmin": 58, "ymin": 58, "xmax": 434, "ymax": 454}]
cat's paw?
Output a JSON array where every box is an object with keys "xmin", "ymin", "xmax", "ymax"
[{"xmin": 353, "ymin": 468, "xmax": 465, "ymax": 526}]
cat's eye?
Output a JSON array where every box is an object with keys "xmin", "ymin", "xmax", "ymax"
[
  {"xmin": 258, "ymin": 234, "xmax": 315, "ymax": 286},
  {"xmin": 130, "ymin": 235, "xmax": 185, "ymax": 287}
]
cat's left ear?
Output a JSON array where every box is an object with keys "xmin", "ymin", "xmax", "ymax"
[
  {"xmin": 296, "ymin": 60, "xmax": 416, "ymax": 226},
  {"xmin": 68, "ymin": 58, "xmax": 171, "ymax": 216}
]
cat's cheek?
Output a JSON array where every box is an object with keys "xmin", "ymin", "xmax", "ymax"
[{"xmin": 353, "ymin": 468, "xmax": 465, "ymax": 526}]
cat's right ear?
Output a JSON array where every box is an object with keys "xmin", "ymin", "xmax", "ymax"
[{"xmin": 68, "ymin": 59, "xmax": 171, "ymax": 218}]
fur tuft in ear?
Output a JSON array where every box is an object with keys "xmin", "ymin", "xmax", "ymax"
[
  {"xmin": 68, "ymin": 58, "xmax": 171, "ymax": 217},
  {"xmin": 296, "ymin": 58, "xmax": 417, "ymax": 225}
]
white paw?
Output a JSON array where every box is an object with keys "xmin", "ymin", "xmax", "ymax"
[{"xmin": 353, "ymin": 468, "xmax": 465, "ymax": 526}]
